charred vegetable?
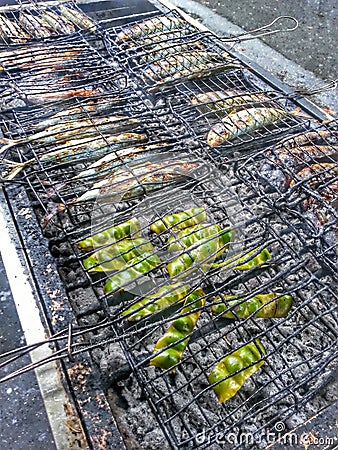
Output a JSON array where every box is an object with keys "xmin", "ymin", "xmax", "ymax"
[
  {"xmin": 150, "ymin": 288, "xmax": 205, "ymax": 370},
  {"xmin": 208, "ymin": 340, "xmax": 266, "ymax": 403},
  {"xmin": 77, "ymin": 218, "xmax": 141, "ymax": 251},
  {"xmin": 212, "ymin": 292, "xmax": 293, "ymax": 319},
  {"xmin": 83, "ymin": 238, "xmax": 154, "ymax": 272},
  {"xmin": 167, "ymin": 231, "xmax": 233, "ymax": 278},
  {"xmin": 103, "ymin": 252, "xmax": 161, "ymax": 294},
  {"xmin": 150, "ymin": 207, "xmax": 207, "ymax": 234},
  {"xmin": 122, "ymin": 283, "xmax": 191, "ymax": 321},
  {"xmin": 215, "ymin": 247, "xmax": 272, "ymax": 271},
  {"xmin": 167, "ymin": 223, "xmax": 234, "ymax": 252}
]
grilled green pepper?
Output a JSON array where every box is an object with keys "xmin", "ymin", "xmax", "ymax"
[
  {"xmin": 212, "ymin": 292, "xmax": 293, "ymax": 319},
  {"xmin": 167, "ymin": 223, "xmax": 235, "ymax": 252},
  {"xmin": 83, "ymin": 238, "xmax": 154, "ymax": 272},
  {"xmin": 150, "ymin": 207, "xmax": 207, "ymax": 234},
  {"xmin": 150, "ymin": 288, "xmax": 205, "ymax": 370},
  {"xmin": 214, "ymin": 247, "xmax": 271, "ymax": 271},
  {"xmin": 77, "ymin": 218, "xmax": 141, "ymax": 251},
  {"xmin": 208, "ymin": 339, "xmax": 266, "ymax": 403},
  {"xmin": 167, "ymin": 231, "xmax": 232, "ymax": 278},
  {"xmin": 103, "ymin": 252, "xmax": 161, "ymax": 294},
  {"xmin": 122, "ymin": 283, "xmax": 191, "ymax": 321}
]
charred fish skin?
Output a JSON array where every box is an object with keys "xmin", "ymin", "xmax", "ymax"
[
  {"xmin": 2, "ymin": 133, "xmax": 148, "ymax": 181},
  {"xmin": 41, "ymin": 9, "xmax": 76, "ymax": 35},
  {"xmin": 72, "ymin": 142, "xmax": 169, "ymax": 182},
  {"xmin": 58, "ymin": 5, "xmax": 97, "ymax": 31},
  {"xmin": 260, "ymin": 145, "xmax": 338, "ymax": 192},
  {"xmin": 25, "ymin": 88, "xmax": 101, "ymax": 106},
  {"xmin": 115, "ymin": 15, "xmax": 187, "ymax": 42},
  {"xmin": 191, "ymin": 90, "xmax": 270, "ymax": 114},
  {"xmin": 74, "ymin": 160, "xmax": 198, "ymax": 204},
  {"xmin": 207, "ymin": 107, "xmax": 288, "ymax": 147},
  {"xmin": 276, "ymin": 130, "xmax": 338, "ymax": 151},
  {"xmin": 0, "ymin": 115, "xmax": 141, "ymax": 154},
  {"xmin": 0, "ymin": 14, "xmax": 29, "ymax": 43},
  {"xmin": 138, "ymin": 41, "xmax": 205, "ymax": 64},
  {"xmin": 144, "ymin": 51, "xmax": 237, "ymax": 82},
  {"xmin": 19, "ymin": 11, "xmax": 54, "ymax": 38}
]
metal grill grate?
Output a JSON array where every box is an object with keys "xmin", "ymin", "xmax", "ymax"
[
  {"xmin": 0, "ymin": 1, "xmax": 98, "ymax": 45},
  {"xmin": 0, "ymin": 3, "xmax": 337, "ymax": 450}
]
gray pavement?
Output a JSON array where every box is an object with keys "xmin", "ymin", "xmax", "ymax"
[
  {"xmin": 196, "ymin": 0, "xmax": 337, "ymax": 80},
  {"xmin": 170, "ymin": 0, "xmax": 338, "ymax": 113},
  {"xmin": 0, "ymin": 255, "xmax": 56, "ymax": 450}
]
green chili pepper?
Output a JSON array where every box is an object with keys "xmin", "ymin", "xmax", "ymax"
[
  {"xmin": 208, "ymin": 339, "xmax": 266, "ymax": 403},
  {"xmin": 212, "ymin": 292, "xmax": 293, "ymax": 319},
  {"xmin": 122, "ymin": 283, "xmax": 191, "ymax": 321},
  {"xmin": 150, "ymin": 288, "xmax": 205, "ymax": 370},
  {"xmin": 83, "ymin": 238, "xmax": 154, "ymax": 272},
  {"xmin": 167, "ymin": 231, "xmax": 232, "ymax": 278},
  {"xmin": 103, "ymin": 252, "xmax": 161, "ymax": 294},
  {"xmin": 213, "ymin": 247, "xmax": 271, "ymax": 271},
  {"xmin": 77, "ymin": 218, "xmax": 141, "ymax": 251},
  {"xmin": 150, "ymin": 207, "xmax": 207, "ymax": 235},
  {"xmin": 167, "ymin": 223, "xmax": 235, "ymax": 252}
]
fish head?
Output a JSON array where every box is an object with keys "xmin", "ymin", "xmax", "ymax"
[{"xmin": 207, "ymin": 122, "xmax": 229, "ymax": 147}]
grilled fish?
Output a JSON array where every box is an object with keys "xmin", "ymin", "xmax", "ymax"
[
  {"xmin": 69, "ymin": 159, "xmax": 198, "ymax": 204},
  {"xmin": 0, "ymin": 115, "xmax": 140, "ymax": 154},
  {"xmin": 191, "ymin": 90, "xmax": 270, "ymax": 114},
  {"xmin": 58, "ymin": 5, "xmax": 97, "ymax": 31},
  {"xmin": 115, "ymin": 16, "xmax": 187, "ymax": 42},
  {"xmin": 290, "ymin": 163, "xmax": 338, "ymax": 228},
  {"xmin": 139, "ymin": 41, "xmax": 205, "ymax": 64},
  {"xmin": 71, "ymin": 142, "xmax": 169, "ymax": 182},
  {"xmin": 207, "ymin": 107, "xmax": 288, "ymax": 146},
  {"xmin": 41, "ymin": 9, "xmax": 75, "ymax": 34},
  {"xmin": 0, "ymin": 14, "xmax": 30, "ymax": 43},
  {"xmin": 19, "ymin": 11, "xmax": 54, "ymax": 38},
  {"xmin": 2, "ymin": 133, "xmax": 147, "ymax": 180},
  {"xmin": 145, "ymin": 51, "xmax": 241, "ymax": 85},
  {"xmin": 25, "ymin": 88, "xmax": 101, "ymax": 105},
  {"xmin": 275, "ymin": 130, "xmax": 338, "ymax": 151},
  {"xmin": 260, "ymin": 145, "xmax": 338, "ymax": 191},
  {"xmin": 0, "ymin": 48, "xmax": 83, "ymax": 71},
  {"xmin": 30, "ymin": 99, "xmax": 117, "ymax": 131}
]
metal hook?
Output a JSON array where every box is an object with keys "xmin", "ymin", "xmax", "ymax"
[{"xmin": 220, "ymin": 15, "xmax": 299, "ymax": 43}]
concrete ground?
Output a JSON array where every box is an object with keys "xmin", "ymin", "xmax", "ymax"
[
  {"xmin": 169, "ymin": 0, "xmax": 338, "ymax": 114},
  {"xmin": 0, "ymin": 255, "xmax": 56, "ymax": 450}
]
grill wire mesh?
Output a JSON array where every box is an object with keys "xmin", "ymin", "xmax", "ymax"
[{"xmin": 0, "ymin": 4, "xmax": 337, "ymax": 450}]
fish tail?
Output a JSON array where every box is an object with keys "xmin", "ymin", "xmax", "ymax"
[
  {"xmin": 0, "ymin": 137, "xmax": 21, "ymax": 154},
  {"xmin": 1, "ymin": 158, "xmax": 34, "ymax": 180},
  {"xmin": 289, "ymin": 107, "xmax": 311, "ymax": 118}
]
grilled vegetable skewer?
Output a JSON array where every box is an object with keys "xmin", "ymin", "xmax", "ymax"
[
  {"xmin": 150, "ymin": 288, "xmax": 205, "ymax": 370},
  {"xmin": 212, "ymin": 292, "xmax": 293, "ymax": 319},
  {"xmin": 208, "ymin": 340, "xmax": 266, "ymax": 403}
]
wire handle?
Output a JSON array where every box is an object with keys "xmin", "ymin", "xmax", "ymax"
[
  {"xmin": 291, "ymin": 78, "xmax": 338, "ymax": 97},
  {"xmin": 220, "ymin": 15, "xmax": 299, "ymax": 43}
]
